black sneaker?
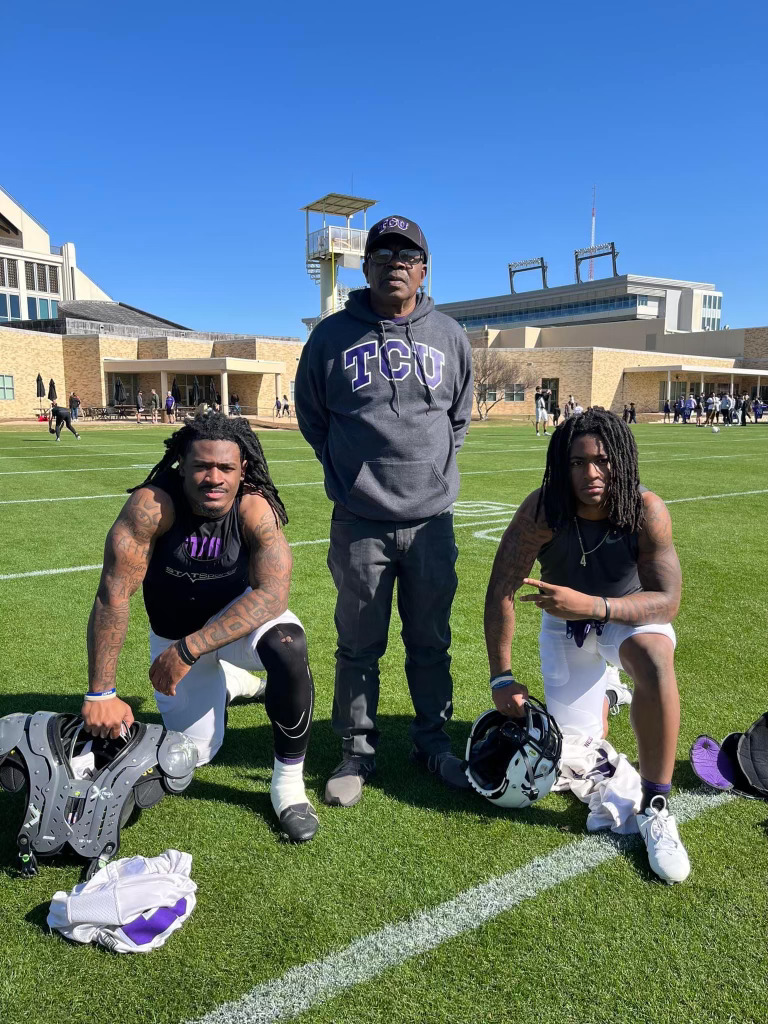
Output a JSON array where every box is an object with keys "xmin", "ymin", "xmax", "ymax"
[
  {"xmin": 324, "ymin": 756, "xmax": 376, "ymax": 807},
  {"xmin": 410, "ymin": 748, "xmax": 471, "ymax": 791},
  {"xmin": 278, "ymin": 802, "xmax": 319, "ymax": 843}
]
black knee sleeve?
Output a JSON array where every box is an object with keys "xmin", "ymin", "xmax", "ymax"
[{"xmin": 256, "ymin": 623, "xmax": 314, "ymax": 760}]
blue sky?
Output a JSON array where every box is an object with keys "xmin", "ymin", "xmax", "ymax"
[{"xmin": 4, "ymin": 1, "xmax": 766, "ymax": 337}]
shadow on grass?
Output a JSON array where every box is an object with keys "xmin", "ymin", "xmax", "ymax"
[{"xmin": 0, "ymin": 695, "xmax": 738, "ymax": 883}]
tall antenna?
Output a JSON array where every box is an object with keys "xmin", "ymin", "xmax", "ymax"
[{"xmin": 588, "ymin": 185, "xmax": 596, "ymax": 280}]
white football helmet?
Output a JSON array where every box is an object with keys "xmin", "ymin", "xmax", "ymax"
[{"xmin": 465, "ymin": 697, "xmax": 563, "ymax": 809}]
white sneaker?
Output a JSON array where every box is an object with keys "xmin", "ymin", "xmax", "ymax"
[
  {"xmin": 605, "ymin": 668, "xmax": 633, "ymax": 716},
  {"xmin": 636, "ymin": 795, "xmax": 691, "ymax": 883}
]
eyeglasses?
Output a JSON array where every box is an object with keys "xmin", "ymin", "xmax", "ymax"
[{"xmin": 367, "ymin": 248, "xmax": 425, "ymax": 266}]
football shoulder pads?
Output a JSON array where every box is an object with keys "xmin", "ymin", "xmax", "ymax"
[
  {"xmin": 0, "ymin": 712, "xmax": 197, "ymax": 877},
  {"xmin": 465, "ymin": 697, "xmax": 562, "ymax": 809}
]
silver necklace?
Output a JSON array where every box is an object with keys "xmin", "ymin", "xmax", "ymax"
[{"xmin": 573, "ymin": 517, "xmax": 612, "ymax": 567}]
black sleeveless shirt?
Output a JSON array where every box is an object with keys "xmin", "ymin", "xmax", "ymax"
[
  {"xmin": 537, "ymin": 516, "xmax": 643, "ymax": 598},
  {"xmin": 143, "ymin": 471, "xmax": 250, "ymax": 639}
]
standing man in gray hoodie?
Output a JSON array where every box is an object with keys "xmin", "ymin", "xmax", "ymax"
[{"xmin": 295, "ymin": 215, "xmax": 474, "ymax": 807}]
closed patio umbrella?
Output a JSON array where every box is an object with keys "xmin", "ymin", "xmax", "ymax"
[
  {"xmin": 208, "ymin": 378, "xmax": 218, "ymax": 406},
  {"xmin": 190, "ymin": 376, "xmax": 201, "ymax": 407},
  {"xmin": 113, "ymin": 377, "xmax": 127, "ymax": 405},
  {"xmin": 171, "ymin": 378, "xmax": 182, "ymax": 404},
  {"xmin": 47, "ymin": 379, "xmax": 57, "ymax": 402},
  {"xmin": 36, "ymin": 373, "xmax": 45, "ymax": 415}
]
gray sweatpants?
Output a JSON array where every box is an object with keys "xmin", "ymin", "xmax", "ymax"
[{"xmin": 327, "ymin": 505, "xmax": 459, "ymax": 758}]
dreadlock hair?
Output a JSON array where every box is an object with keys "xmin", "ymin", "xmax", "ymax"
[
  {"xmin": 536, "ymin": 408, "xmax": 644, "ymax": 534},
  {"xmin": 128, "ymin": 412, "xmax": 288, "ymax": 526}
]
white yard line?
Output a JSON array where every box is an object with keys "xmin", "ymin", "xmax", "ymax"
[
  {"xmin": 0, "ymin": 493, "xmax": 127, "ymax": 505},
  {"xmin": 666, "ymin": 489, "xmax": 768, "ymax": 504},
  {"xmin": 187, "ymin": 790, "xmax": 731, "ymax": 1024},
  {"xmin": 3, "ymin": 490, "xmax": 765, "ymax": 579},
  {"xmin": 0, "ymin": 515, "xmax": 512, "ymax": 578}
]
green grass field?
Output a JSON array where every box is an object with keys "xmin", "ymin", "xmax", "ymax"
[{"xmin": 0, "ymin": 420, "xmax": 767, "ymax": 1024}]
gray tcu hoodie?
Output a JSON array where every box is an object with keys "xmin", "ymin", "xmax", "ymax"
[{"xmin": 295, "ymin": 289, "xmax": 473, "ymax": 521}]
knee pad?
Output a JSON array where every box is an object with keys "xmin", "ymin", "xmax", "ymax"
[
  {"xmin": 0, "ymin": 712, "xmax": 197, "ymax": 878},
  {"xmin": 256, "ymin": 623, "xmax": 309, "ymax": 676}
]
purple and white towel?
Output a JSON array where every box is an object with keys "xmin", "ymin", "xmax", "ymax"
[
  {"xmin": 553, "ymin": 733, "xmax": 642, "ymax": 834},
  {"xmin": 47, "ymin": 849, "xmax": 196, "ymax": 953}
]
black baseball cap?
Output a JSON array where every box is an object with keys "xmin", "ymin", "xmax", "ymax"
[{"xmin": 364, "ymin": 215, "xmax": 428, "ymax": 260}]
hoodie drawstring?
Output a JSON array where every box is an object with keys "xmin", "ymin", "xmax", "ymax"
[
  {"xmin": 407, "ymin": 321, "xmax": 435, "ymax": 410},
  {"xmin": 377, "ymin": 320, "xmax": 435, "ymax": 418},
  {"xmin": 377, "ymin": 322, "xmax": 401, "ymax": 417}
]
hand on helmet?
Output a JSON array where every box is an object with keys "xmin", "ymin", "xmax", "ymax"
[
  {"xmin": 81, "ymin": 696, "xmax": 135, "ymax": 740},
  {"xmin": 490, "ymin": 674, "xmax": 529, "ymax": 718}
]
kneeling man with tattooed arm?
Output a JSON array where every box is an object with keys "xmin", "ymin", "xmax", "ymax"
[
  {"xmin": 484, "ymin": 409, "xmax": 690, "ymax": 883},
  {"xmin": 82, "ymin": 412, "xmax": 318, "ymax": 842}
]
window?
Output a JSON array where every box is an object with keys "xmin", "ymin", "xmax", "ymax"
[
  {"xmin": 27, "ymin": 298, "xmax": 37, "ymax": 319},
  {"xmin": 485, "ymin": 388, "xmax": 497, "ymax": 402},
  {"xmin": 638, "ymin": 295, "xmax": 648, "ymax": 306},
  {"xmin": 0, "ymin": 294, "xmax": 7, "ymax": 320},
  {"xmin": 38, "ymin": 298, "xmax": 49, "ymax": 318},
  {"xmin": 7, "ymin": 259, "xmax": 18, "ymax": 288},
  {"xmin": 36, "ymin": 263, "xmax": 48, "ymax": 292},
  {"xmin": 541, "ymin": 378, "xmax": 559, "ymax": 410},
  {"xmin": 701, "ymin": 317, "xmax": 707, "ymax": 329},
  {"xmin": 0, "ymin": 375, "xmax": 14, "ymax": 400},
  {"xmin": 0, "ymin": 261, "xmax": 4, "ymax": 287},
  {"xmin": 9, "ymin": 295, "xmax": 20, "ymax": 319},
  {"xmin": 504, "ymin": 384, "xmax": 525, "ymax": 402},
  {"xmin": 51, "ymin": 299, "xmax": 58, "ymax": 318},
  {"xmin": 48, "ymin": 265, "xmax": 59, "ymax": 293},
  {"xmin": 25, "ymin": 262, "xmax": 34, "ymax": 289},
  {"xmin": 290, "ymin": 381, "xmax": 295, "ymax": 402}
]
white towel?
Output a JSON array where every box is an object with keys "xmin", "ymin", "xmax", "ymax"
[
  {"xmin": 553, "ymin": 733, "xmax": 642, "ymax": 834},
  {"xmin": 47, "ymin": 849, "xmax": 196, "ymax": 952}
]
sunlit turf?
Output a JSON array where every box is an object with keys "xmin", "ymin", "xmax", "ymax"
[{"xmin": 0, "ymin": 420, "xmax": 766, "ymax": 1024}]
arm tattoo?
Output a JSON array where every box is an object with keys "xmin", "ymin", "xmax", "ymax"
[
  {"xmin": 87, "ymin": 489, "xmax": 166, "ymax": 691},
  {"xmin": 484, "ymin": 492, "xmax": 552, "ymax": 676},
  {"xmin": 608, "ymin": 493, "xmax": 682, "ymax": 625},
  {"xmin": 185, "ymin": 500, "xmax": 292, "ymax": 657}
]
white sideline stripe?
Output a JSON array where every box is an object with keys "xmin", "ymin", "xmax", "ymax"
[
  {"xmin": 666, "ymin": 489, "xmax": 768, "ymax": 504},
  {"xmin": 0, "ymin": 493, "xmax": 126, "ymax": 505},
  {"xmin": 2, "ymin": 490, "xmax": 765, "ymax": 577},
  {"xmin": 0, "ymin": 564, "xmax": 104, "ymax": 579},
  {"xmin": 0, "ymin": 449, "xmax": 173, "ymax": 461},
  {"xmin": 461, "ymin": 453, "xmax": 761, "ymax": 477},
  {"xmin": 0, "ymin": 515, "xmax": 515, "ymax": 578},
  {"xmin": 462, "ymin": 436, "xmax": 768, "ymax": 454},
  {"xmin": 188, "ymin": 790, "xmax": 731, "ymax": 1024},
  {"xmin": 0, "ymin": 449, "xmax": 762, "ymax": 480}
]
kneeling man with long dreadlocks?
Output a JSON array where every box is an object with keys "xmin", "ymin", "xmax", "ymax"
[
  {"xmin": 82, "ymin": 412, "xmax": 318, "ymax": 842},
  {"xmin": 484, "ymin": 409, "xmax": 690, "ymax": 883}
]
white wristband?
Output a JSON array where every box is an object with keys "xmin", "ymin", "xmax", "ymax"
[
  {"xmin": 84, "ymin": 688, "xmax": 117, "ymax": 702},
  {"xmin": 490, "ymin": 673, "xmax": 519, "ymax": 691}
]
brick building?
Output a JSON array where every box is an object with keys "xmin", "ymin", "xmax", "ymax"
[{"xmin": 468, "ymin": 320, "xmax": 768, "ymax": 421}]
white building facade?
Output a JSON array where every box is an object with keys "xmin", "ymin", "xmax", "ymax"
[
  {"xmin": 437, "ymin": 274, "xmax": 723, "ymax": 334},
  {"xmin": 0, "ymin": 185, "xmax": 110, "ymax": 326}
]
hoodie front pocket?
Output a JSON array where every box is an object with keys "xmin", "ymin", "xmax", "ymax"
[{"xmin": 349, "ymin": 460, "xmax": 449, "ymax": 516}]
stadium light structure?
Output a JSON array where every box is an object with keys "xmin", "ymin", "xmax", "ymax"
[
  {"xmin": 574, "ymin": 242, "xmax": 619, "ymax": 283},
  {"xmin": 508, "ymin": 257, "xmax": 548, "ymax": 294}
]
